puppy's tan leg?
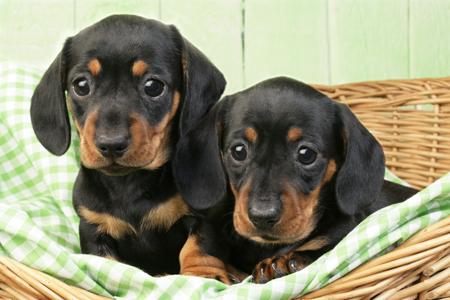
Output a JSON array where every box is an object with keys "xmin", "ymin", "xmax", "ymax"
[
  {"xmin": 252, "ymin": 236, "xmax": 330, "ymax": 283},
  {"xmin": 180, "ymin": 235, "xmax": 239, "ymax": 285}
]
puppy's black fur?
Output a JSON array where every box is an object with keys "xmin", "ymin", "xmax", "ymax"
[
  {"xmin": 30, "ymin": 15, "xmax": 230, "ymax": 278},
  {"xmin": 173, "ymin": 77, "xmax": 417, "ymax": 283}
]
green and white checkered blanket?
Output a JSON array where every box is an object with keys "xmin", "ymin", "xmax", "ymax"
[{"xmin": 1, "ymin": 61, "xmax": 449, "ymax": 299}]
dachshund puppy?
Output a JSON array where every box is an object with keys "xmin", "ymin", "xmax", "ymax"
[
  {"xmin": 173, "ymin": 77, "xmax": 417, "ymax": 283},
  {"xmin": 30, "ymin": 14, "xmax": 230, "ymax": 279}
]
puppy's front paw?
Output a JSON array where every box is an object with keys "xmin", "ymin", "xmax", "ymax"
[
  {"xmin": 182, "ymin": 267, "xmax": 240, "ymax": 285},
  {"xmin": 251, "ymin": 253, "xmax": 311, "ymax": 283}
]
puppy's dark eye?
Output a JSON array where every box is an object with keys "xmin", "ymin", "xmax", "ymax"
[
  {"xmin": 74, "ymin": 79, "xmax": 90, "ymax": 96},
  {"xmin": 144, "ymin": 79, "xmax": 164, "ymax": 97},
  {"xmin": 231, "ymin": 144, "xmax": 248, "ymax": 162},
  {"xmin": 298, "ymin": 147, "xmax": 317, "ymax": 165}
]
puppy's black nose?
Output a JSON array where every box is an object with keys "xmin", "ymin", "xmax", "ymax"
[
  {"xmin": 95, "ymin": 135, "xmax": 130, "ymax": 158},
  {"xmin": 248, "ymin": 202, "xmax": 281, "ymax": 230}
]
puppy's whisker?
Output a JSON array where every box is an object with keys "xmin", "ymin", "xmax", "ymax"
[
  {"xmin": 221, "ymin": 219, "xmax": 234, "ymax": 235},
  {"xmin": 218, "ymin": 211, "xmax": 234, "ymax": 222}
]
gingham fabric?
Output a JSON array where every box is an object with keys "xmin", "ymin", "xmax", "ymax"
[{"xmin": 1, "ymin": 61, "xmax": 449, "ymax": 300}]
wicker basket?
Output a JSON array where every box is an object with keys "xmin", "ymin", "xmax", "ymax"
[
  {"xmin": 1, "ymin": 77, "xmax": 450, "ymax": 299},
  {"xmin": 313, "ymin": 77, "xmax": 450, "ymax": 190},
  {"xmin": 299, "ymin": 215, "xmax": 450, "ymax": 300}
]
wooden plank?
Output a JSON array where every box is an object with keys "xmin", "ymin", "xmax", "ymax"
[
  {"xmin": 409, "ymin": 0, "xmax": 450, "ymax": 79},
  {"xmin": 0, "ymin": 0, "xmax": 75, "ymax": 70},
  {"xmin": 161, "ymin": 0, "xmax": 243, "ymax": 95},
  {"xmin": 244, "ymin": 0, "xmax": 329, "ymax": 87},
  {"xmin": 75, "ymin": 0, "xmax": 160, "ymax": 32},
  {"xmin": 328, "ymin": 0, "xmax": 409, "ymax": 85},
  {"xmin": 4, "ymin": 0, "xmax": 448, "ymax": 91}
]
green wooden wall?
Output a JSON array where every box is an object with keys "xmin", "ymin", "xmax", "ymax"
[{"xmin": 1, "ymin": 0, "xmax": 449, "ymax": 95}]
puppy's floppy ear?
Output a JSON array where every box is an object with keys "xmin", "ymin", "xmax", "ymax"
[
  {"xmin": 334, "ymin": 102, "xmax": 385, "ymax": 215},
  {"xmin": 178, "ymin": 37, "xmax": 226, "ymax": 136},
  {"xmin": 30, "ymin": 38, "xmax": 72, "ymax": 156},
  {"xmin": 173, "ymin": 98, "xmax": 229, "ymax": 210}
]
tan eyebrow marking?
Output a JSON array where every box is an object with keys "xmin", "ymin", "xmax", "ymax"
[
  {"xmin": 288, "ymin": 128, "xmax": 303, "ymax": 143},
  {"xmin": 132, "ymin": 60, "xmax": 148, "ymax": 77},
  {"xmin": 88, "ymin": 59, "xmax": 102, "ymax": 76},
  {"xmin": 245, "ymin": 127, "xmax": 257, "ymax": 143}
]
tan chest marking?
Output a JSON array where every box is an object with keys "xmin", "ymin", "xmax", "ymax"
[
  {"xmin": 140, "ymin": 194, "xmax": 190, "ymax": 232},
  {"xmin": 295, "ymin": 236, "xmax": 330, "ymax": 252},
  {"xmin": 79, "ymin": 206, "xmax": 137, "ymax": 240}
]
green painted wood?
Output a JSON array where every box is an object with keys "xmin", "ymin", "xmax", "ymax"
[
  {"xmin": 409, "ymin": 0, "xmax": 450, "ymax": 79},
  {"xmin": 244, "ymin": 0, "xmax": 329, "ymax": 87},
  {"xmin": 2, "ymin": 0, "xmax": 450, "ymax": 88},
  {"xmin": 328, "ymin": 0, "xmax": 409, "ymax": 85},
  {"xmin": 74, "ymin": 0, "xmax": 160, "ymax": 32},
  {"xmin": 0, "ymin": 0, "xmax": 75, "ymax": 70},
  {"xmin": 161, "ymin": 0, "xmax": 243, "ymax": 95}
]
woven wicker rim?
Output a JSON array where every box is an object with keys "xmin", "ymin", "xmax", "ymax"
[
  {"xmin": 0, "ymin": 254, "xmax": 109, "ymax": 300},
  {"xmin": 300, "ymin": 215, "xmax": 450, "ymax": 300}
]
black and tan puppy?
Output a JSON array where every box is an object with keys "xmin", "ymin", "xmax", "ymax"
[
  {"xmin": 173, "ymin": 77, "xmax": 417, "ymax": 283},
  {"xmin": 30, "ymin": 15, "xmax": 229, "ymax": 278}
]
